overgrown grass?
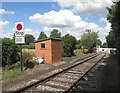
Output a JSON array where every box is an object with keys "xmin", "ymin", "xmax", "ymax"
[
  {"xmin": 1, "ymin": 49, "xmax": 35, "ymax": 80},
  {"xmin": 74, "ymin": 49, "xmax": 84, "ymax": 56},
  {"xmin": 1, "ymin": 67, "xmax": 26, "ymax": 80},
  {"xmin": 22, "ymin": 49, "xmax": 35, "ymax": 56}
]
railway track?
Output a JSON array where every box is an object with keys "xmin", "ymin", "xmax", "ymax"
[{"xmin": 13, "ymin": 52, "xmax": 105, "ymax": 93}]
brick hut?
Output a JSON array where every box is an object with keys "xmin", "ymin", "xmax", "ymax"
[{"xmin": 35, "ymin": 38, "xmax": 62, "ymax": 64}]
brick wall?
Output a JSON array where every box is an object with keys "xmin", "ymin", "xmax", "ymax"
[
  {"xmin": 51, "ymin": 40, "xmax": 62, "ymax": 63},
  {"xmin": 35, "ymin": 39, "xmax": 62, "ymax": 64},
  {"xmin": 35, "ymin": 40, "xmax": 52, "ymax": 64}
]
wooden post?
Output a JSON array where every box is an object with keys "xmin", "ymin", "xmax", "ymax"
[{"xmin": 20, "ymin": 44, "xmax": 23, "ymax": 71}]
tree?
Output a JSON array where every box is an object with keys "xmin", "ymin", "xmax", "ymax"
[
  {"xmin": 50, "ymin": 29, "xmax": 61, "ymax": 38},
  {"xmin": 38, "ymin": 31, "xmax": 47, "ymax": 40},
  {"xmin": 2, "ymin": 38, "xmax": 20, "ymax": 67},
  {"xmin": 106, "ymin": 30, "xmax": 116, "ymax": 48},
  {"xmin": 12, "ymin": 33, "xmax": 15, "ymax": 42},
  {"xmin": 96, "ymin": 39, "xmax": 102, "ymax": 47},
  {"xmin": 81, "ymin": 31, "xmax": 98, "ymax": 52},
  {"xmin": 101, "ymin": 42, "xmax": 108, "ymax": 48},
  {"xmin": 61, "ymin": 34, "xmax": 77, "ymax": 57},
  {"xmin": 107, "ymin": 1, "xmax": 120, "ymax": 57},
  {"xmin": 25, "ymin": 34, "xmax": 35, "ymax": 45},
  {"xmin": 76, "ymin": 39, "xmax": 81, "ymax": 49}
]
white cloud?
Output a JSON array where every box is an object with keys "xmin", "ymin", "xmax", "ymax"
[
  {"xmin": 0, "ymin": 9, "xmax": 15, "ymax": 14},
  {"xmin": 0, "ymin": 21, "xmax": 9, "ymax": 32},
  {"xmin": 29, "ymin": 10, "xmax": 81, "ymax": 27},
  {"xmin": 3, "ymin": 28, "xmax": 40, "ymax": 40},
  {"xmin": 30, "ymin": 10, "xmax": 111, "ymax": 43},
  {"xmin": 57, "ymin": 0, "xmax": 113, "ymax": 16}
]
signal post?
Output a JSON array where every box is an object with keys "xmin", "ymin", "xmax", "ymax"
[{"xmin": 14, "ymin": 21, "xmax": 25, "ymax": 71}]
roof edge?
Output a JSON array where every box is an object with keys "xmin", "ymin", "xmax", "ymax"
[{"xmin": 35, "ymin": 37, "xmax": 61, "ymax": 43}]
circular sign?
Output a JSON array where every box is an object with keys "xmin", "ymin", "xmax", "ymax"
[
  {"xmin": 102, "ymin": 49, "xmax": 104, "ymax": 51},
  {"xmin": 17, "ymin": 24, "xmax": 22, "ymax": 30}
]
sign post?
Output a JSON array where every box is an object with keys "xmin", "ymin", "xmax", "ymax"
[{"xmin": 15, "ymin": 21, "xmax": 24, "ymax": 71}]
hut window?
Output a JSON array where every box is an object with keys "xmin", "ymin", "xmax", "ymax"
[{"xmin": 41, "ymin": 43, "xmax": 45, "ymax": 48}]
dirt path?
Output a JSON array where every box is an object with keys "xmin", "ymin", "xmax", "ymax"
[{"xmin": 73, "ymin": 54, "xmax": 119, "ymax": 92}]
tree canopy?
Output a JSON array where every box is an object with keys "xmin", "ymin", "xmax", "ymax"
[
  {"xmin": 76, "ymin": 39, "xmax": 81, "ymax": 49},
  {"xmin": 25, "ymin": 34, "xmax": 35, "ymax": 45},
  {"xmin": 101, "ymin": 42, "xmax": 108, "ymax": 48},
  {"xmin": 96, "ymin": 39, "xmax": 102, "ymax": 47},
  {"xmin": 80, "ymin": 31, "xmax": 98, "ymax": 52},
  {"xmin": 50, "ymin": 29, "xmax": 61, "ymax": 38},
  {"xmin": 106, "ymin": 30, "xmax": 116, "ymax": 48},
  {"xmin": 107, "ymin": 1, "xmax": 120, "ymax": 56},
  {"xmin": 38, "ymin": 31, "xmax": 47, "ymax": 40},
  {"xmin": 61, "ymin": 34, "xmax": 77, "ymax": 57}
]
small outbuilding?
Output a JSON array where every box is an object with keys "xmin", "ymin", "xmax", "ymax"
[{"xmin": 35, "ymin": 38, "xmax": 62, "ymax": 64}]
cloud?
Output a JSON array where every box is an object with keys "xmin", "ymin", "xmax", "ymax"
[
  {"xmin": 30, "ymin": 10, "xmax": 111, "ymax": 43},
  {"xmin": 6, "ymin": 28, "xmax": 40, "ymax": 40},
  {"xmin": 0, "ymin": 21, "xmax": 9, "ymax": 32},
  {"xmin": 29, "ymin": 10, "xmax": 81, "ymax": 27},
  {"xmin": 0, "ymin": 9, "xmax": 15, "ymax": 14},
  {"xmin": 57, "ymin": 0, "xmax": 113, "ymax": 16}
]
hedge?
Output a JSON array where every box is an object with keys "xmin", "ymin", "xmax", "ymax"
[
  {"xmin": 22, "ymin": 45, "xmax": 35, "ymax": 49},
  {"xmin": 2, "ymin": 38, "xmax": 20, "ymax": 67}
]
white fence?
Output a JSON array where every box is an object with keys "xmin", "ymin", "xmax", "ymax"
[{"xmin": 96, "ymin": 48, "xmax": 116, "ymax": 53}]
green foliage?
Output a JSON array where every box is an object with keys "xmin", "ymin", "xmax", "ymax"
[
  {"xmin": 96, "ymin": 39, "xmax": 102, "ymax": 46},
  {"xmin": 25, "ymin": 34, "xmax": 35, "ymax": 45},
  {"xmin": 61, "ymin": 34, "xmax": 77, "ymax": 57},
  {"xmin": 83, "ymin": 49, "xmax": 88, "ymax": 54},
  {"xmin": 22, "ymin": 50, "xmax": 37, "ymax": 69},
  {"xmin": 1, "ymin": 67, "xmax": 25, "ymax": 80},
  {"xmin": 22, "ymin": 50, "xmax": 34, "ymax": 62},
  {"xmin": 106, "ymin": 30, "xmax": 116, "ymax": 48},
  {"xmin": 22, "ymin": 45, "xmax": 35, "ymax": 49},
  {"xmin": 101, "ymin": 42, "xmax": 108, "ymax": 48},
  {"xmin": 76, "ymin": 40, "xmax": 81, "ymax": 49},
  {"xmin": 107, "ymin": 2, "xmax": 120, "ymax": 57},
  {"xmin": 76, "ymin": 44, "xmax": 81, "ymax": 49},
  {"xmin": 74, "ymin": 49, "xmax": 84, "ymax": 56},
  {"xmin": 50, "ymin": 29, "xmax": 61, "ymax": 38},
  {"xmin": 2, "ymin": 38, "xmax": 20, "ymax": 67},
  {"xmin": 38, "ymin": 31, "xmax": 47, "ymax": 40},
  {"xmin": 12, "ymin": 33, "xmax": 15, "ymax": 42},
  {"xmin": 81, "ymin": 31, "xmax": 98, "ymax": 52}
]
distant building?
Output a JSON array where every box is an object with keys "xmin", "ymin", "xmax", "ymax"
[
  {"xmin": 29, "ymin": 43, "xmax": 35, "ymax": 45},
  {"xmin": 35, "ymin": 38, "xmax": 62, "ymax": 64}
]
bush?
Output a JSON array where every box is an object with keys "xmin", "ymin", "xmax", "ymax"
[
  {"xmin": 22, "ymin": 45, "xmax": 35, "ymax": 49},
  {"xmin": 83, "ymin": 49, "xmax": 88, "ymax": 54},
  {"xmin": 74, "ymin": 49, "xmax": 84, "ymax": 56},
  {"xmin": 22, "ymin": 50, "xmax": 37, "ymax": 69},
  {"xmin": 61, "ymin": 34, "xmax": 77, "ymax": 57},
  {"xmin": 2, "ymin": 38, "xmax": 20, "ymax": 67}
]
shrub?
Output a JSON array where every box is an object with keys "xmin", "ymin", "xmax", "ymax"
[
  {"xmin": 83, "ymin": 49, "xmax": 88, "ymax": 54},
  {"xmin": 2, "ymin": 38, "xmax": 20, "ymax": 67},
  {"xmin": 74, "ymin": 49, "xmax": 84, "ymax": 56},
  {"xmin": 61, "ymin": 34, "xmax": 77, "ymax": 57},
  {"xmin": 22, "ymin": 45, "xmax": 35, "ymax": 49},
  {"xmin": 22, "ymin": 50, "xmax": 37, "ymax": 69}
]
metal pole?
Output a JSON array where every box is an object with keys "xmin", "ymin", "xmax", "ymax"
[{"xmin": 20, "ymin": 44, "xmax": 23, "ymax": 71}]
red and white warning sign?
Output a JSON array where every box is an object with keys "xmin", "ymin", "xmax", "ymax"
[
  {"xmin": 14, "ymin": 21, "xmax": 25, "ymax": 43},
  {"xmin": 15, "ymin": 21, "xmax": 24, "ymax": 32}
]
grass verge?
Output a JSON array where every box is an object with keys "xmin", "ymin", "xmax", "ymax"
[{"xmin": 1, "ymin": 67, "xmax": 26, "ymax": 80}]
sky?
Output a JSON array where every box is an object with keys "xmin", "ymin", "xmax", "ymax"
[{"xmin": 0, "ymin": 0, "xmax": 114, "ymax": 43}]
